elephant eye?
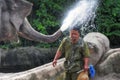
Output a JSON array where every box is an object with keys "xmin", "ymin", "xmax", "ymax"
[{"xmin": 11, "ymin": 4, "xmax": 17, "ymax": 10}]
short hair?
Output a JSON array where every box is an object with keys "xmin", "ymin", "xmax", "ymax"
[{"xmin": 72, "ymin": 27, "xmax": 80, "ymax": 33}]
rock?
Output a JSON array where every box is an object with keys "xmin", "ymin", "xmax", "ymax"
[
  {"xmin": 0, "ymin": 47, "xmax": 57, "ymax": 72},
  {"xmin": 0, "ymin": 58, "xmax": 65, "ymax": 80}
]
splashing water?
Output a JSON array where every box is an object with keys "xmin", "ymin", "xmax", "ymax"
[{"xmin": 60, "ymin": 0, "xmax": 99, "ymax": 36}]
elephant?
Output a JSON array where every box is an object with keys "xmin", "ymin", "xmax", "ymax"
[
  {"xmin": 0, "ymin": 0, "xmax": 62, "ymax": 42},
  {"xmin": 0, "ymin": 0, "xmax": 120, "ymax": 80},
  {"xmin": 0, "ymin": 32, "xmax": 120, "ymax": 80}
]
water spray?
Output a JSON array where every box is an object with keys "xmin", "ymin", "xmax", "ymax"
[{"xmin": 60, "ymin": 0, "xmax": 99, "ymax": 36}]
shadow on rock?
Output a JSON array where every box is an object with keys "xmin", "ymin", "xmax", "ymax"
[{"xmin": 0, "ymin": 47, "xmax": 57, "ymax": 72}]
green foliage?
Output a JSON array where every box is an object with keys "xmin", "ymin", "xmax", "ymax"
[
  {"xmin": 96, "ymin": 0, "xmax": 120, "ymax": 46},
  {"xmin": 0, "ymin": 0, "xmax": 75, "ymax": 49},
  {"xmin": 0, "ymin": 42, "xmax": 21, "ymax": 49},
  {"xmin": 0, "ymin": 0, "xmax": 77, "ymax": 49},
  {"xmin": 18, "ymin": 0, "xmax": 75, "ymax": 48},
  {"xmin": 28, "ymin": 0, "xmax": 75, "ymax": 34}
]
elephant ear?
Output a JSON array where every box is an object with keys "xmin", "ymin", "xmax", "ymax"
[{"xmin": 8, "ymin": 0, "xmax": 32, "ymax": 31}]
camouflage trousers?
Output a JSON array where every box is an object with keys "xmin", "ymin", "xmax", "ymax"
[{"xmin": 64, "ymin": 71, "xmax": 79, "ymax": 80}]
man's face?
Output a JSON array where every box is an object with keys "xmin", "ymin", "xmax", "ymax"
[{"xmin": 70, "ymin": 30, "xmax": 80, "ymax": 44}]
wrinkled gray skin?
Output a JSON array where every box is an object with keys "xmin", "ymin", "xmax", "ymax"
[
  {"xmin": 0, "ymin": 0, "xmax": 62, "ymax": 42},
  {"xmin": 84, "ymin": 32, "xmax": 120, "ymax": 80},
  {"xmin": 0, "ymin": 0, "xmax": 120, "ymax": 80}
]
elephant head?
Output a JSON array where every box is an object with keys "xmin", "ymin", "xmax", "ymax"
[{"xmin": 0, "ymin": 0, "xmax": 62, "ymax": 42}]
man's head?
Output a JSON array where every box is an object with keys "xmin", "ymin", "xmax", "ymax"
[{"xmin": 70, "ymin": 27, "xmax": 80, "ymax": 44}]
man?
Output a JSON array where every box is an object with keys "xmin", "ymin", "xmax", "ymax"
[{"xmin": 52, "ymin": 27, "xmax": 90, "ymax": 80}]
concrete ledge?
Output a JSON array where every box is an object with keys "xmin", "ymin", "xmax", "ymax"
[{"xmin": 0, "ymin": 58, "xmax": 65, "ymax": 80}]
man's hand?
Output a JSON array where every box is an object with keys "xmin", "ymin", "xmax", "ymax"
[
  {"xmin": 52, "ymin": 50, "xmax": 61, "ymax": 67},
  {"xmin": 52, "ymin": 60, "xmax": 57, "ymax": 67},
  {"xmin": 84, "ymin": 58, "xmax": 89, "ymax": 71},
  {"xmin": 84, "ymin": 64, "xmax": 89, "ymax": 71}
]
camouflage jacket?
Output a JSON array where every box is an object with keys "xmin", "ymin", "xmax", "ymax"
[{"xmin": 58, "ymin": 36, "xmax": 90, "ymax": 72}]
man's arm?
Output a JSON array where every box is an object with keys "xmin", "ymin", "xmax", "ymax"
[
  {"xmin": 52, "ymin": 37, "xmax": 66, "ymax": 67},
  {"xmin": 84, "ymin": 57, "xmax": 89, "ymax": 71},
  {"xmin": 52, "ymin": 50, "xmax": 62, "ymax": 67},
  {"xmin": 83, "ymin": 42, "xmax": 90, "ymax": 71}
]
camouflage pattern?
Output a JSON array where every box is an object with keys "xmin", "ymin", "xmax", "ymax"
[{"xmin": 58, "ymin": 36, "xmax": 90, "ymax": 80}]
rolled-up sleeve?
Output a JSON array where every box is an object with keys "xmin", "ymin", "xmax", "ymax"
[{"xmin": 57, "ymin": 37, "xmax": 67, "ymax": 54}]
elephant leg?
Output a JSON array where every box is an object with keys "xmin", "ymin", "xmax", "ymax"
[
  {"xmin": 98, "ymin": 49, "xmax": 120, "ymax": 75},
  {"xmin": 0, "ymin": 2, "xmax": 3, "ymax": 39},
  {"xmin": 0, "ymin": 4, "xmax": 1, "ymax": 26}
]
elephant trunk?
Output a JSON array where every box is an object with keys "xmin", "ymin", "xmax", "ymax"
[{"xmin": 19, "ymin": 18, "xmax": 62, "ymax": 43}]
